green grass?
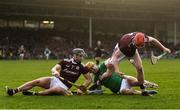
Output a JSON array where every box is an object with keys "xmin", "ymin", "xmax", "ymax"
[{"xmin": 0, "ymin": 59, "xmax": 180, "ymax": 109}]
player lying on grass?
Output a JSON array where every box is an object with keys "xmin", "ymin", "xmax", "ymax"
[
  {"xmin": 85, "ymin": 62, "xmax": 158, "ymax": 96},
  {"xmin": 6, "ymin": 48, "xmax": 92, "ymax": 96}
]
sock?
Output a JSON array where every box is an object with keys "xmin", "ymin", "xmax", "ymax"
[
  {"xmin": 140, "ymin": 84, "xmax": 145, "ymax": 92},
  {"xmin": 14, "ymin": 88, "xmax": 19, "ymax": 93}
]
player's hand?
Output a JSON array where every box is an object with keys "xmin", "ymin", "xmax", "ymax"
[
  {"xmin": 54, "ymin": 74, "xmax": 60, "ymax": 78},
  {"xmin": 77, "ymin": 89, "xmax": 84, "ymax": 95},
  {"xmin": 164, "ymin": 48, "xmax": 171, "ymax": 54},
  {"xmin": 52, "ymin": 71, "xmax": 60, "ymax": 77}
]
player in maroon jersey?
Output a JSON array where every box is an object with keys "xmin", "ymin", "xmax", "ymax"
[
  {"xmin": 6, "ymin": 48, "xmax": 92, "ymax": 96},
  {"xmin": 97, "ymin": 32, "xmax": 171, "ymax": 94}
]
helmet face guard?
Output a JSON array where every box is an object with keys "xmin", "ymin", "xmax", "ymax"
[{"xmin": 72, "ymin": 48, "xmax": 86, "ymax": 57}]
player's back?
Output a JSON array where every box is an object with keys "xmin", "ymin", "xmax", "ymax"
[
  {"xmin": 59, "ymin": 58, "xmax": 88, "ymax": 88},
  {"xmin": 118, "ymin": 32, "xmax": 137, "ymax": 57},
  {"xmin": 94, "ymin": 62, "xmax": 123, "ymax": 93}
]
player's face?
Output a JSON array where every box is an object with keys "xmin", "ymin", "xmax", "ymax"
[{"xmin": 74, "ymin": 54, "xmax": 84, "ymax": 62}]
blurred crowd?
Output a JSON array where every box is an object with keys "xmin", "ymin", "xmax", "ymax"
[
  {"xmin": 0, "ymin": 41, "xmax": 180, "ymax": 60},
  {"xmin": 0, "ymin": 28, "xmax": 180, "ymax": 60}
]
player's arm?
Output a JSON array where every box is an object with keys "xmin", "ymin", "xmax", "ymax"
[
  {"xmin": 121, "ymin": 88, "xmax": 141, "ymax": 95},
  {"xmin": 51, "ymin": 64, "xmax": 61, "ymax": 77},
  {"xmin": 113, "ymin": 61, "xmax": 126, "ymax": 78},
  {"xmin": 147, "ymin": 36, "xmax": 171, "ymax": 53},
  {"xmin": 99, "ymin": 64, "xmax": 115, "ymax": 82},
  {"xmin": 98, "ymin": 44, "xmax": 120, "ymax": 82},
  {"xmin": 116, "ymin": 71, "xmax": 125, "ymax": 78},
  {"xmin": 77, "ymin": 73, "xmax": 92, "ymax": 94}
]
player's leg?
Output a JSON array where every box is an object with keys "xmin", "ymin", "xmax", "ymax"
[
  {"xmin": 125, "ymin": 76, "xmax": 139, "ymax": 86},
  {"xmin": 119, "ymin": 78, "xmax": 157, "ymax": 96},
  {"xmin": 6, "ymin": 77, "xmax": 51, "ymax": 96},
  {"xmin": 132, "ymin": 50, "xmax": 145, "ymax": 90},
  {"xmin": 95, "ymin": 57, "xmax": 100, "ymax": 65},
  {"xmin": 36, "ymin": 76, "xmax": 72, "ymax": 96},
  {"xmin": 45, "ymin": 54, "xmax": 49, "ymax": 60},
  {"xmin": 36, "ymin": 87, "xmax": 72, "ymax": 96},
  {"xmin": 18, "ymin": 77, "xmax": 51, "ymax": 91},
  {"xmin": 20, "ymin": 53, "xmax": 24, "ymax": 60},
  {"xmin": 22, "ymin": 76, "xmax": 72, "ymax": 96},
  {"xmin": 119, "ymin": 78, "xmax": 141, "ymax": 95},
  {"xmin": 47, "ymin": 54, "xmax": 49, "ymax": 60},
  {"xmin": 125, "ymin": 75, "xmax": 158, "ymax": 88},
  {"xmin": 120, "ymin": 88, "xmax": 141, "ymax": 95}
]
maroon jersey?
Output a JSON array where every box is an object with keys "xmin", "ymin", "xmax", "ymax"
[
  {"xmin": 118, "ymin": 32, "xmax": 148, "ymax": 57},
  {"xmin": 58, "ymin": 58, "xmax": 88, "ymax": 88}
]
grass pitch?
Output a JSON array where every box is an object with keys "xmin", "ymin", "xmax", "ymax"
[{"xmin": 0, "ymin": 59, "xmax": 180, "ymax": 109}]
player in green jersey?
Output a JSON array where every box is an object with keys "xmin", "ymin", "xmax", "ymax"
[{"xmin": 85, "ymin": 62, "xmax": 158, "ymax": 96}]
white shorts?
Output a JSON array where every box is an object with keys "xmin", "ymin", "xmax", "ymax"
[
  {"xmin": 105, "ymin": 44, "xmax": 125, "ymax": 65},
  {"xmin": 119, "ymin": 79, "xmax": 131, "ymax": 93},
  {"xmin": 45, "ymin": 54, "xmax": 50, "ymax": 57},
  {"xmin": 20, "ymin": 53, "xmax": 24, "ymax": 57},
  {"xmin": 50, "ymin": 76, "xmax": 68, "ymax": 90}
]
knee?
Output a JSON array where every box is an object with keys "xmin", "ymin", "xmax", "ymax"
[
  {"xmin": 31, "ymin": 79, "xmax": 41, "ymax": 85},
  {"xmin": 51, "ymin": 87, "xmax": 64, "ymax": 94}
]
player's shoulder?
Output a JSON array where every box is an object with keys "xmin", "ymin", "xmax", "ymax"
[
  {"xmin": 58, "ymin": 58, "xmax": 71, "ymax": 65},
  {"xmin": 63, "ymin": 58, "xmax": 71, "ymax": 62}
]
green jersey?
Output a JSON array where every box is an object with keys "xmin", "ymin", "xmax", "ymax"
[{"xmin": 94, "ymin": 62, "xmax": 123, "ymax": 93}]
